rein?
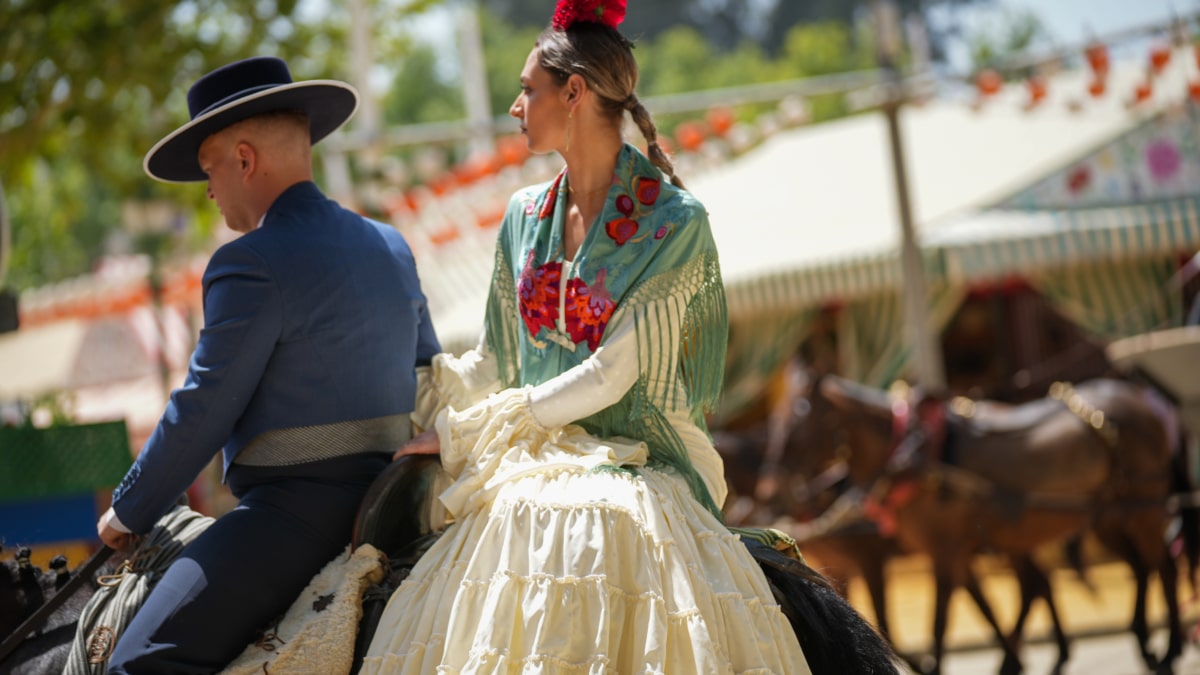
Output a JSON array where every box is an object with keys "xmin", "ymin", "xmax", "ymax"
[
  {"xmin": 0, "ymin": 546, "xmax": 114, "ymax": 665},
  {"xmin": 860, "ymin": 387, "xmax": 950, "ymax": 535}
]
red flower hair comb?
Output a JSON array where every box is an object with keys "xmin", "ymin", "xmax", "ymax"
[{"xmin": 552, "ymin": 0, "xmax": 627, "ymax": 31}]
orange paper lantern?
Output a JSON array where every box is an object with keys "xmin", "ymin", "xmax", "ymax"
[
  {"xmin": 1085, "ymin": 42, "xmax": 1110, "ymax": 76},
  {"xmin": 1134, "ymin": 81, "xmax": 1153, "ymax": 104},
  {"xmin": 674, "ymin": 121, "xmax": 707, "ymax": 152},
  {"xmin": 1026, "ymin": 76, "xmax": 1048, "ymax": 106},
  {"xmin": 976, "ymin": 69, "xmax": 1003, "ymax": 97},
  {"xmin": 706, "ymin": 107, "xmax": 735, "ymax": 137},
  {"xmin": 1150, "ymin": 44, "xmax": 1171, "ymax": 74}
]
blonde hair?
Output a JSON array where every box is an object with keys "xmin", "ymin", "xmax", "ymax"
[{"xmin": 536, "ymin": 24, "xmax": 683, "ymax": 188}]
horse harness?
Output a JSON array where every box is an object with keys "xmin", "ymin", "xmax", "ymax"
[
  {"xmin": 0, "ymin": 547, "xmax": 115, "ymax": 666},
  {"xmin": 861, "ymin": 381, "xmax": 1143, "ymax": 535}
]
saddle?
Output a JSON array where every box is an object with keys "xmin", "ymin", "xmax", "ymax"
[
  {"xmin": 350, "ymin": 455, "xmax": 450, "ymax": 671},
  {"xmin": 948, "ymin": 387, "xmax": 1113, "ymax": 498}
]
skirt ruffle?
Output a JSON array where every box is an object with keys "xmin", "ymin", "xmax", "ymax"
[{"xmin": 360, "ymin": 389, "xmax": 809, "ymax": 674}]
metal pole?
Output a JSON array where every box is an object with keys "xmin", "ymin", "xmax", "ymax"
[
  {"xmin": 326, "ymin": 0, "xmax": 380, "ymax": 209},
  {"xmin": 458, "ymin": 0, "xmax": 494, "ymax": 156},
  {"xmin": 875, "ymin": 0, "xmax": 946, "ymax": 390}
]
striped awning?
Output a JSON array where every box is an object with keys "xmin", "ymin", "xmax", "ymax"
[
  {"xmin": 723, "ymin": 252, "xmax": 905, "ymax": 319},
  {"xmin": 932, "ymin": 196, "xmax": 1200, "ymax": 283}
]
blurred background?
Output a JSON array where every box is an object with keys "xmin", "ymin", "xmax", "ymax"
[{"xmin": 4, "ymin": 0, "xmax": 1200, "ymax": 670}]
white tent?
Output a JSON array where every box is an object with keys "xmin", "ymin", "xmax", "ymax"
[{"xmin": 687, "ymin": 47, "xmax": 1196, "ymax": 318}]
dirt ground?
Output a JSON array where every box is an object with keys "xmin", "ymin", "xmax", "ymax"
[{"xmin": 837, "ymin": 551, "xmax": 1200, "ymax": 660}]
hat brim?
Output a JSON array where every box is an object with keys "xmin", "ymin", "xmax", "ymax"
[{"xmin": 143, "ymin": 80, "xmax": 359, "ymax": 183}]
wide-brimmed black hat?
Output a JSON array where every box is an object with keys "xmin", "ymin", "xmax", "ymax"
[{"xmin": 143, "ymin": 56, "xmax": 358, "ymax": 183}]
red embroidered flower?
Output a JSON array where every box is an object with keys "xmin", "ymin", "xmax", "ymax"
[
  {"xmin": 552, "ymin": 0, "xmax": 627, "ymax": 31},
  {"xmin": 539, "ymin": 173, "xmax": 564, "ymax": 220},
  {"xmin": 565, "ymin": 268, "xmax": 615, "ymax": 351},
  {"xmin": 518, "ymin": 249, "xmax": 561, "ymax": 338},
  {"xmin": 615, "ymin": 194, "xmax": 635, "ymax": 216},
  {"xmin": 635, "ymin": 176, "xmax": 660, "ymax": 205},
  {"xmin": 605, "ymin": 217, "xmax": 638, "ymax": 246}
]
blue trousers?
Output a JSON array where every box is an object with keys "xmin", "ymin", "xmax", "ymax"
[{"xmin": 108, "ymin": 452, "xmax": 390, "ymax": 674}]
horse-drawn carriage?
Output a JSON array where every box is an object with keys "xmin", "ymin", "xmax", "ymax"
[
  {"xmin": 1107, "ymin": 326, "xmax": 1200, "ymax": 445},
  {"xmin": 719, "ymin": 324, "xmax": 1200, "ymax": 675}
]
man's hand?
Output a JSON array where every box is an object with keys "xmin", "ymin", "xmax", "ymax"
[
  {"xmin": 97, "ymin": 507, "xmax": 134, "ymax": 552},
  {"xmin": 393, "ymin": 428, "xmax": 440, "ymax": 460}
]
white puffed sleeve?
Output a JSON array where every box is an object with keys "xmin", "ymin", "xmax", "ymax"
[
  {"xmin": 526, "ymin": 313, "xmax": 639, "ymax": 429},
  {"xmin": 412, "ymin": 329, "xmax": 502, "ymax": 432}
]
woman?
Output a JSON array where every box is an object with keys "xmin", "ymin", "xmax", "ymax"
[{"xmin": 362, "ymin": 2, "xmax": 895, "ymax": 673}]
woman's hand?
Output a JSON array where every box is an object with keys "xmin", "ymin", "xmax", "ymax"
[{"xmin": 394, "ymin": 428, "xmax": 440, "ymax": 460}]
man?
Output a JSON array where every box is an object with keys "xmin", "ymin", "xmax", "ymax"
[{"xmin": 97, "ymin": 56, "xmax": 440, "ymax": 673}]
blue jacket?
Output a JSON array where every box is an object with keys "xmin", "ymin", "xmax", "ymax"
[{"xmin": 111, "ymin": 181, "xmax": 440, "ymax": 533}]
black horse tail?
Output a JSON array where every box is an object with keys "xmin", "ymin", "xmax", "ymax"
[{"xmin": 745, "ymin": 539, "xmax": 901, "ymax": 674}]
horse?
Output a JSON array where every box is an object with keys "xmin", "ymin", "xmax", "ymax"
[
  {"xmin": 0, "ymin": 546, "xmax": 121, "ymax": 675},
  {"xmin": 715, "ymin": 406, "xmax": 1021, "ymax": 675},
  {"xmin": 2, "ymin": 455, "xmax": 904, "ymax": 675},
  {"xmin": 763, "ymin": 368, "xmax": 1193, "ymax": 674}
]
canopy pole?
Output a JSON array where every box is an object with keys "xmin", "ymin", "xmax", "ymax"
[{"xmin": 875, "ymin": 0, "xmax": 946, "ymax": 390}]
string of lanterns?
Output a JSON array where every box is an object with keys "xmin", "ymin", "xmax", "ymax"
[
  {"xmin": 25, "ymin": 24, "xmax": 1200, "ymax": 327},
  {"xmin": 973, "ymin": 34, "xmax": 1200, "ymax": 110}
]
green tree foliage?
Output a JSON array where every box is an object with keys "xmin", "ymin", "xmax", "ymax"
[
  {"xmin": 482, "ymin": 0, "xmax": 700, "ymax": 41},
  {"xmin": 479, "ymin": 16, "xmax": 545, "ymax": 126},
  {"xmin": 763, "ymin": 0, "xmax": 985, "ymax": 58},
  {"xmin": 384, "ymin": 44, "xmax": 464, "ymax": 126},
  {"xmin": 0, "ymin": 0, "xmax": 328, "ymax": 289},
  {"xmin": 967, "ymin": 8, "xmax": 1051, "ymax": 76},
  {"xmin": 482, "ymin": 0, "xmax": 990, "ymax": 57},
  {"xmin": 0, "ymin": 0, "xmax": 444, "ymax": 291}
]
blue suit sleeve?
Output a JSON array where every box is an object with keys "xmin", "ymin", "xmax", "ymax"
[
  {"xmin": 415, "ymin": 293, "xmax": 440, "ymax": 366},
  {"xmin": 110, "ymin": 242, "xmax": 282, "ymax": 533}
]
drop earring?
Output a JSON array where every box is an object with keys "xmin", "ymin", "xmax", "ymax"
[{"xmin": 565, "ymin": 109, "xmax": 572, "ymax": 153}]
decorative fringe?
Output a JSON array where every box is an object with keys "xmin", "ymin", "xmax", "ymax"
[{"xmin": 485, "ymin": 243, "xmax": 522, "ymax": 389}]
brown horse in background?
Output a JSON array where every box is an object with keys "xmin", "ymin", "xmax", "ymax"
[{"xmin": 760, "ymin": 369, "xmax": 1190, "ymax": 675}]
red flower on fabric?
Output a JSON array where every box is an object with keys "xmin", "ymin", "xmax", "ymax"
[
  {"xmin": 1066, "ymin": 165, "xmax": 1091, "ymax": 195},
  {"xmin": 565, "ymin": 268, "xmax": 615, "ymax": 351},
  {"xmin": 615, "ymin": 194, "xmax": 635, "ymax": 216},
  {"xmin": 540, "ymin": 173, "xmax": 563, "ymax": 220},
  {"xmin": 518, "ymin": 249, "xmax": 562, "ymax": 338},
  {"xmin": 606, "ymin": 217, "xmax": 638, "ymax": 245},
  {"xmin": 552, "ymin": 0, "xmax": 627, "ymax": 31},
  {"xmin": 635, "ymin": 177, "xmax": 660, "ymax": 205}
]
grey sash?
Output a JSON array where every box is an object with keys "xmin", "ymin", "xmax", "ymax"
[{"xmin": 233, "ymin": 413, "xmax": 412, "ymax": 467}]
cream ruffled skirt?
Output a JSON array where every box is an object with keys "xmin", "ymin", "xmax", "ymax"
[{"xmin": 360, "ymin": 389, "xmax": 810, "ymax": 674}]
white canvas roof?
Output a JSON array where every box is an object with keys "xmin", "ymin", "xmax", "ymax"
[{"xmin": 688, "ymin": 47, "xmax": 1193, "ymax": 289}]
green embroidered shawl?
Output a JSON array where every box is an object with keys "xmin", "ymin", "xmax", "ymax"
[{"xmin": 484, "ymin": 144, "xmax": 728, "ymax": 518}]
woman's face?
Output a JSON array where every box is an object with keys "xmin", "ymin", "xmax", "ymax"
[{"xmin": 509, "ymin": 47, "xmax": 570, "ymax": 154}]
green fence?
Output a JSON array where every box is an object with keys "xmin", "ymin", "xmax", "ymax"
[{"xmin": 0, "ymin": 420, "xmax": 131, "ymax": 502}]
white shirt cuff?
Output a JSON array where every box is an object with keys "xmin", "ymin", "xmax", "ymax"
[{"xmin": 104, "ymin": 506, "xmax": 132, "ymax": 534}]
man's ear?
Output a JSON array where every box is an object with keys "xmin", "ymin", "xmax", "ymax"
[{"xmin": 235, "ymin": 142, "xmax": 255, "ymax": 178}]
